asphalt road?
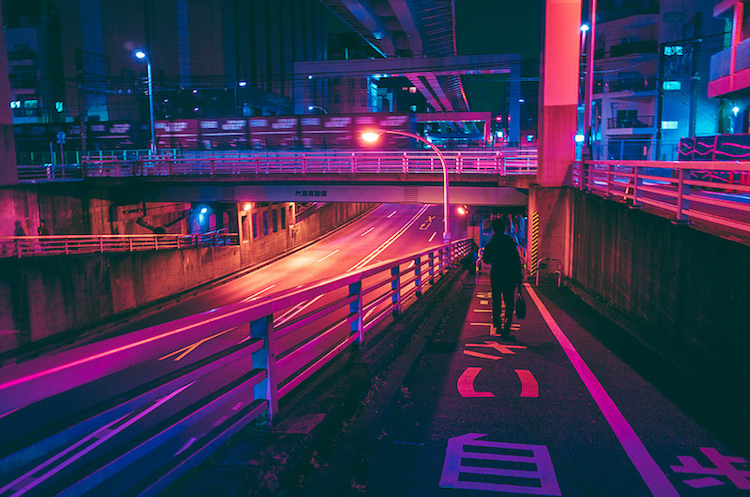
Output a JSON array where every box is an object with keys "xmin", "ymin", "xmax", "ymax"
[{"xmin": 94, "ymin": 202, "xmax": 462, "ymax": 336}]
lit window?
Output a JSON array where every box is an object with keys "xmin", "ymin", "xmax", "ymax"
[
  {"xmin": 661, "ymin": 121, "xmax": 679, "ymax": 129},
  {"xmin": 663, "ymin": 81, "xmax": 681, "ymax": 91}
]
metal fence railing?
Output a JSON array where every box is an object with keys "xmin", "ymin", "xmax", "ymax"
[
  {"xmin": 0, "ymin": 238, "xmax": 472, "ymax": 495},
  {"xmin": 0, "ymin": 231, "xmax": 238, "ymax": 258},
  {"xmin": 16, "ymin": 149, "xmax": 538, "ymax": 182},
  {"xmin": 572, "ymin": 159, "xmax": 750, "ymax": 234}
]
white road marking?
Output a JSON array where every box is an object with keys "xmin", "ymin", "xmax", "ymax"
[
  {"xmin": 387, "ymin": 210, "xmax": 397, "ymax": 218},
  {"xmin": 457, "ymin": 367, "xmax": 494, "ymax": 398},
  {"xmin": 429, "ymin": 232, "xmax": 437, "ymax": 242},
  {"xmin": 347, "ymin": 204, "xmax": 430, "ymax": 272},
  {"xmin": 515, "ymin": 369, "xmax": 539, "ymax": 398},
  {"xmin": 275, "ymin": 295, "xmax": 325, "ymax": 326},
  {"xmin": 316, "ymin": 249, "xmax": 340, "ymax": 263},
  {"xmin": 525, "ymin": 283, "xmax": 679, "ymax": 497},
  {"xmin": 462, "ymin": 350, "xmax": 501, "ymax": 361},
  {"xmin": 241, "ymin": 284, "xmax": 276, "ymax": 302},
  {"xmin": 361, "ymin": 227, "xmax": 375, "ymax": 236},
  {"xmin": 440, "ymin": 434, "xmax": 561, "ymax": 494}
]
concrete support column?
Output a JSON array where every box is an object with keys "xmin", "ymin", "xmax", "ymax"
[
  {"xmin": 538, "ymin": 0, "xmax": 582, "ymax": 187},
  {"xmin": 0, "ymin": 6, "xmax": 18, "ymax": 186},
  {"xmin": 528, "ymin": 186, "xmax": 573, "ymax": 279}
]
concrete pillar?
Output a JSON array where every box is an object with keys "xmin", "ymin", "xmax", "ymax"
[
  {"xmin": 529, "ymin": 0, "xmax": 582, "ymax": 281},
  {"xmin": 538, "ymin": 0, "xmax": 582, "ymax": 187},
  {"xmin": 528, "ymin": 186, "xmax": 573, "ymax": 278},
  {"xmin": 0, "ymin": 6, "xmax": 18, "ymax": 186}
]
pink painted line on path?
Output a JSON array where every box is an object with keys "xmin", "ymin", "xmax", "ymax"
[
  {"xmin": 525, "ymin": 284, "xmax": 678, "ymax": 497},
  {"xmin": 514, "ymin": 369, "xmax": 539, "ymax": 398},
  {"xmin": 462, "ymin": 350, "xmax": 501, "ymax": 361},
  {"xmin": 457, "ymin": 367, "xmax": 494, "ymax": 398}
]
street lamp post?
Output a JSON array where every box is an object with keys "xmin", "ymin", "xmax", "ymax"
[
  {"xmin": 135, "ymin": 50, "xmax": 157, "ymax": 151},
  {"xmin": 235, "ymin": 81, "xmax": 247, "ymax": 116},
  {"xmin": 362, "ymin": 129, "xmax": 451, "ymax": 242},
  {"xmin": 308, "ymin": 105, "xmax": 328, "ymax": 114}
]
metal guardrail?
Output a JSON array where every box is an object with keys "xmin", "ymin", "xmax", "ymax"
[
  {"xmin": 0, "ymin": 238, "xmax": 472, "ymax": 495},
  {"xmin": 572, "ymin": 160, "xmax": 750, "ymax": 234},
  {"xmin": 17, "ymin": 149, "xmax": 538, "ymax": 182},
  {"xmin": 0, "ymin": 231, "xmax": 238, "ymax": 258},
  {"xmin": 534, "ymin": 258, "xmax": 562, "ymax": 287}
]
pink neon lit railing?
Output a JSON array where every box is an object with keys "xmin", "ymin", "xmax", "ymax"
[
  {"xmin": 17, "ymin": 149, "xmax": 538, "ymax": 182},
  {"xmin": 572, "ymin": 159, "xmax": 750, "ymax": 235},
  {"xmin": 0, "ymin": 231, "xmax": 238, "ymax": 258}
]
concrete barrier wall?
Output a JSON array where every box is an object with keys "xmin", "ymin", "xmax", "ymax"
[
  {"xmin": 569, "ymin": 189, "xmax": 750, "ymax": 386},
  {"xmin": 0, "ymin": 202, "xmax": 376, "ymax": 354}
]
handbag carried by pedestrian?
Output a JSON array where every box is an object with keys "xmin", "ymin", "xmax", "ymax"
[{"xmin": 515, "ymin": 287, "xmax": 526, "ymax": 319}]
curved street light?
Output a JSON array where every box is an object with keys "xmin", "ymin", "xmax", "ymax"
[
  {"xmin": 362, "ymin": 129, "xmax": 450, "ymax": 242},
  {"xmin": 308, "ymin": 105, "xmax": 328, "ymax": 114},
  {"xmin": 134, "ymin": 50, "xmax": 157, "ymax": 151}
]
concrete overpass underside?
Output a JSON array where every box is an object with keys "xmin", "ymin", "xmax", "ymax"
[{"xmin": 100, "ymin": 174, "xmax": 533, "ymax": 207}]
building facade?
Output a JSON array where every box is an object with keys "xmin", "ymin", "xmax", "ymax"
[{"xmin": 585, "ymin": 0, "xmax": 724, "ymax": 160}]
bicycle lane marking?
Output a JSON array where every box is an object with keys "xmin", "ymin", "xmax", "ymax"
[{"xmin": 524, "ymin": 283, "xmax": 679, "ymax": 497}]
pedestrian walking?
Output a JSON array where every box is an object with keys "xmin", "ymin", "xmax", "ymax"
[
  {"xmin": 482, "ymin": 217, "xmax": 523, "ymax": 339},
  {"xmin": 38, "ymin": 220, "xmax": 50, "ymax": 236}
]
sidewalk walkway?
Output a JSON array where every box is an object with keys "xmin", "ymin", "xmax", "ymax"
[{"xmin": 295, "ymin": 271, "xmax": 743, "ymax": 497}]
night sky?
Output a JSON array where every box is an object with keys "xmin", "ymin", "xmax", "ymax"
[{"xmin": 455, "ymin": 0, "xmax": 543, "ymax": 120}]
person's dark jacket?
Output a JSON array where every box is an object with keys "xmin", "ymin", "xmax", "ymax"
[{"xmin": 482, "ymin": 233, "xmax": 522, "ymax": 287}]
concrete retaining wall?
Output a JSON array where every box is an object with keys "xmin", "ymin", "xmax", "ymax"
[
  {"xmin": 0, "ymin": 202, "xmax": 376, "ymax": 354},
  {"xmin": 568, "ymin": 189, "xmax": 750, "ymax": 390}
]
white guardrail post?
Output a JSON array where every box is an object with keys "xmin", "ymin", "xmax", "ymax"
[{"xmin": 251, "ymin": 315, "xmax": 278, "ymax": 423}]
